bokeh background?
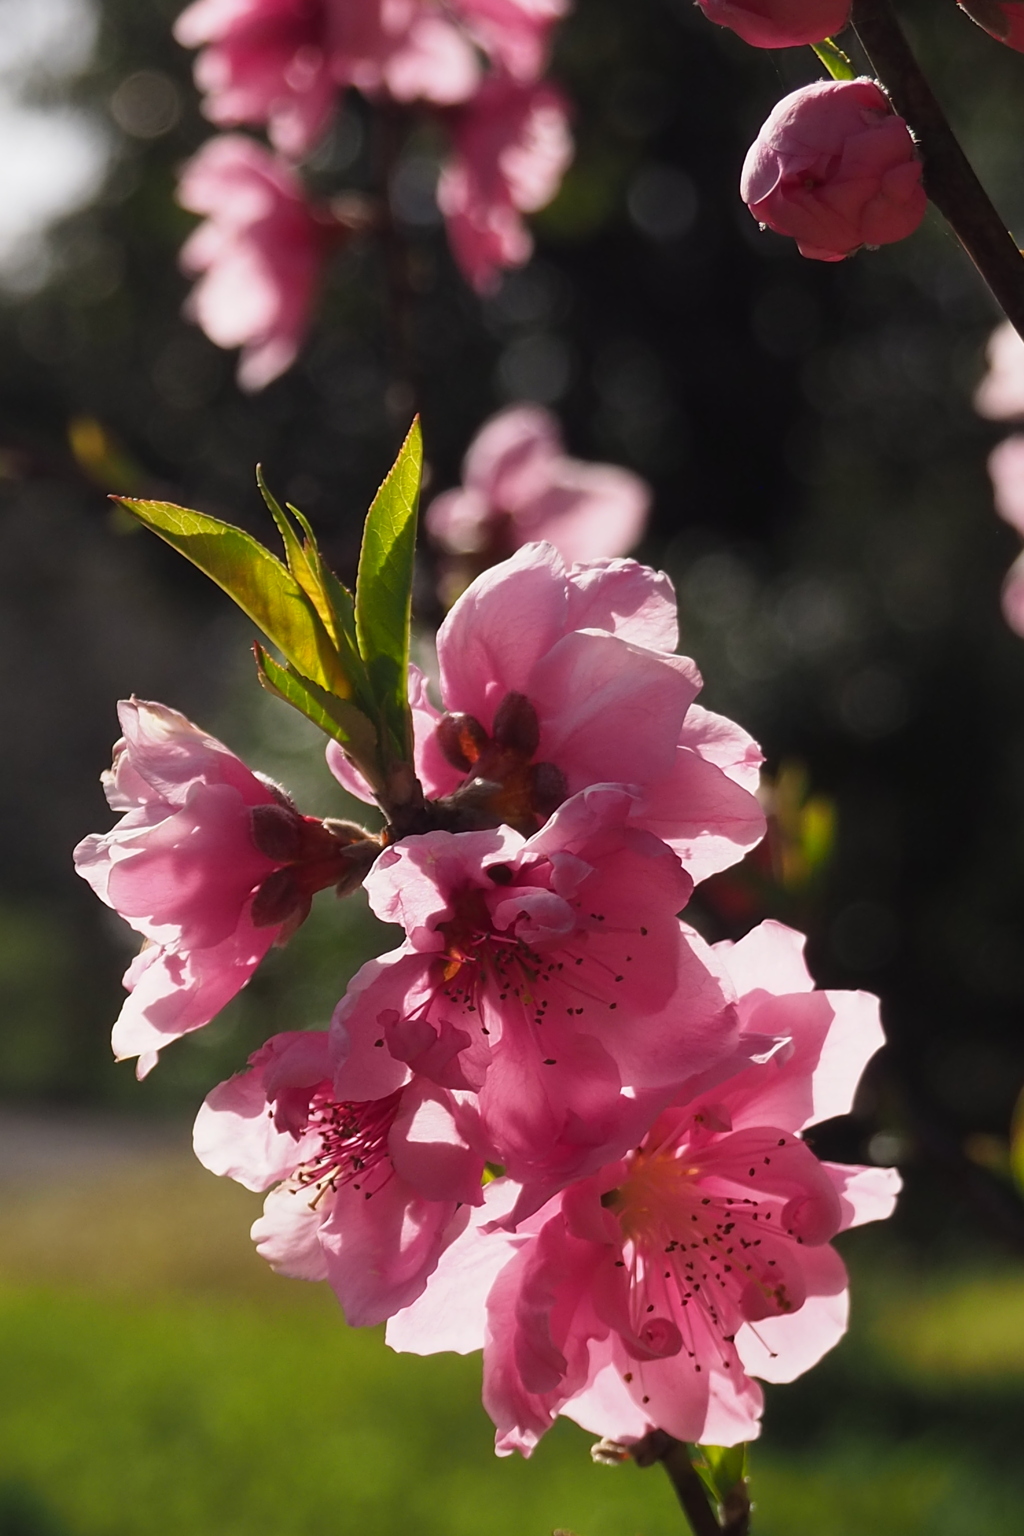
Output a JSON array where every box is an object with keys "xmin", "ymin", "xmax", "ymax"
[{"xmin": 3, "ymin": 0, "xmax": 1024, "ymax": 1531}]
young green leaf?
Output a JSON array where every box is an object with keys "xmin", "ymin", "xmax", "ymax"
[
  {"xmin": 811, "ymin": 38, "xmax": 856, "ymax": 80},
  {"xmin": 116, "ymin": 497, "xmax": 353, "ymax": 697},
  {"xmin": 354, "ymin": 418, "xmax": 422, "ymax": 765},
  {"xmin": 254, "ymin": 469, "xmax": 372, "ymax": 712},
  {"xmin": 692, "ymin": 1443, "xmax": 749, "ymax": 1512},
  {"xmin": 254, "ymin": 645, "xmax": 382, "ymax": 792}
]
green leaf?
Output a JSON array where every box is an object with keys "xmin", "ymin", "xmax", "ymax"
[
  {"xmin": 116, "ymin": 497, "xmax": 353, "ymax": 698},
  {"xmin": 254, "ymin": 469, "xmax": 373, "ymax": 713},
  {"xmin": 1010, "ymin": 1084, "xmax": 1024, "ymax": 1194},
  {"xmin": 254, "ymin": 645, "xmax": 382, "ymax": 792},
  {"xmin": 692, "ymin": 1443, "xmax": 748, "ymax": 1508},
  {"xmin": 811, "ymin": 38, "xmax": 857, "ymax": 80},
  {"xmin": 354, "ymin": 418, "xmax": 422, "ymax": 765}
]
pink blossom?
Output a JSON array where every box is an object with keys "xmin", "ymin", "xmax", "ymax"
[
  {"xmin": 740, "ymin": 80, "xmax": 926, "ymax": 263},
  {"xmin": 987, "ymin": 435, "xmax": 1024, "ymax": 537},
  {"xmin": 177, "ymin": 134, "xmax": 327, "ymax": 390},
  {"xmin": 175, "ymin": 0, "xmax": 481, "ymax": 155},
  {"xmin": 174, "ymin": 0, "xmax": 340, "ymax": 158},
  {"xmin": 330, "ymin": 787, "xmax": 740, "ymax": 1195},
  {"xmin": 1001, "ymin": 548, "xmax": 1024, "ymax": 637},
  {"xmin": 694, "ymin": 0, "xmax": 850, "ymax": 47},
  {"xmin": 388, "ymin": 920, "xmax": 900, "ymax": 1454},
  {"xmin": 451, "ymin": 0, "xmax": 567, "ymax": 82},
  {"xmin": 194, "ymin": 1029, "xmax": 483, "ymax": 1323},
  {"xmin": 975, "ymin": 320, "xmax": 1024, "ymax": 420},
  {"xmin": 425, "ymin": 405, "xmax": 651, "ymax": 565},
  {"xmin": 958, "ymin": 0, "xmax": 1024, "ymax": 54},
  {"xmin": 438, "ymin": 76, "xmax": 573, "ymax": 292},
  {"xmin": 332, "ymin": 0, "xmax": 480, "ymax": 105},
  {"xmin": 74, "ymin": 699, "xmax": 364, "ymax": 1076},
  {"xmin": 330, "ymin": 543, "xmax": 765, "ymax": 881}
]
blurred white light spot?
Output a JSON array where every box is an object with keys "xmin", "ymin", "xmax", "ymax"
[
  {"xmin": 0, "ymin": 0, "xmax": 107, "ymax": 291},
  {"xmin": 627, "ymin": 165, "xmax": 697, "ymax": 244},
  {"xmin": 0, "ymin": 102, "xmax": 108, "ymax": 289},
  {"xmin": 497, "ymin": 332, "xmax": 572, "ymax": 404},
  {"xmin": 110, "ymin": 71, "xmax": 181, "ymax": 139},
  {"xmin": 0, "ymin": 0, "xmax": 97, "ymax": 81}
]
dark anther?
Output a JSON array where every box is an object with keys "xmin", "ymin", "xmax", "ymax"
[
  {"xmin": 491, "ymin": 691, "xmax": 540, "ymax": 757},
  {"xmin": 436, "ymin": 712, "xmax": 489, "ymax": 771},
  {"xmin": 528, "ymin": 760, "xmax": 568, "ymax": 818},
  {"xmin": 487, "ymin": 863, "xmax": 514, "ymax": 885}
]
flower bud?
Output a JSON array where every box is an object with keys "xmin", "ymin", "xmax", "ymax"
[
  {"xmin": 740, "ymin": 79, "xmax": 926, "ymax": 262},
  {"xmin": 959, "ymin": 0, "xmax": 1024, "ymax": 52},
  {"xmin": 695, "ymin": 0, "xmax": 851, "ymax": 48}
]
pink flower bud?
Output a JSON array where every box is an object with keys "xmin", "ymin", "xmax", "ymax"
[
  {"xmin": 958, "ymin": 0, "xmax": 1024, "ymax": 53},
  {"xmin": 740, "ymin": 79, "xmax": 926, "ymax": 263},
  {"xmin": 695, "ymin": 0, "xmax": 850, "ymax": 49}
]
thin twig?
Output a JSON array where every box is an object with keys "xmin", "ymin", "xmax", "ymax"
[
  {"xmin": 631, "ymin": 1431, "xmax": 722, "ymax": 1536},
  {"xmin": 849, "ymin": 0, "xmax": 1024, "ymax": 340}
]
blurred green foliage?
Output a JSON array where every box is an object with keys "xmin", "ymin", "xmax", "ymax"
[{"xmin": 1, "ymin": 1147, "xmax": 1023, "ymax": 1536}]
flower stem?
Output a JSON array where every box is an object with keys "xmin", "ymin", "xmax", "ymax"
[
  {"xmin": 849, "ymin": 0, "xmax": 1024, "ymax": 340},
  {"xmin": 631, "ymin": 1431, "xmax": 723, "ymax": 1536}
]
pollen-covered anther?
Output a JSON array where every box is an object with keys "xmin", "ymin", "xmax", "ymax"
[{"xmin": 295, "ymin": 1089, "xmax": 402, "ymax": 1199}]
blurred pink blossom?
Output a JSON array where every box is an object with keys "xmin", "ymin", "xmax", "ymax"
[
  {"xmin": 332, "ymin": 0, "xmax": 481, "ymax": 105},
  {"xmin": 175, "ymin": 0, "xmax": 482, "ymax": 155},
  {"xmin": 438, "ymin": 75, "xmax": 573, "ymax": 291},
  {"xmin": 425, "ymin": 404, "xmax": 650, "ymax": 564},
  {"xmin": 194, "ymin": 1029, "xmax": 484, "ymax": 1323},
  {"xmin": 174, "ymin": 0, "xmax": 340, "ymax": 158},
  {"xmin": 388, "ymin": 920, "xmax": 900, "ymax": 1454},
  {"xmin": 741, "ymin": 79, "xmax": 926, "ymax": 262},
  {"xmin": 1002, "ymin": 548, "xmax": 1024, "ymax": 636},
  {"xmin": 695, "ymin": 0, "xmax": 850, "ymax": 48},
  {"xmin": 177, "ymin": 134, "xmax": 327, "ymax": 390},
  {"xmin": 975, "ymin": 320, "xmax": 1024, "ymax": 420},
  {"xmin": 452, "ymin": 0, "xmax": 568, "ymax": 81},
  {"xmin": 987, "ymin": 435, "xmax": 1024, "ymax": 536}
]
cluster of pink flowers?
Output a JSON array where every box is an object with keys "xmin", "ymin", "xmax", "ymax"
[
  {"xmin": 173, "ymin": 0, "xmax": 574, "ymax": 384},
  {"xmin": 975, "ymin": 321, "xmax": 1024, "ymax": 635},
  {"xmin": 76, "ymin": 540, "xmax": 898, "ymax": 1452}
]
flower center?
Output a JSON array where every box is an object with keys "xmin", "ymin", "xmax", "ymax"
[
  {"xmin": 295, "ymin": 1089, "xmax": 402, "ymax": 1201},
  {"xmin": 434, "ymin": 691, "xmax": 567, "ymax": 834}
]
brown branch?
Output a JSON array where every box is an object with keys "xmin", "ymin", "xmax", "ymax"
[
  {"xmin": 849, "ymin": 0, "xmax": 1024, "ymax": 340},
  {"xmin": 631, "ymin": 1432, "xmax": 723, "ymax": 1536}
]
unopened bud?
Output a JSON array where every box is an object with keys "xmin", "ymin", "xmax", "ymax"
[
  {"xmin": 696, "ymin": 0, "xmax": 850, "ymax": 48},
  {"xmin": 491, "ymin": 692, "xmax": 540, "ymax": 758},
  {"xmin": 436, "ymin": 712, "xmax": 488, "ymax": 771},
  {"xmin": 251, "ymin": 868, "xmax": 304, "ymax": 927},
  {"xmin": 250, "ymin": 803, "xmax": 304, "ymax": 861},
  {"xmin": 741, "ymin": 81, "xmax": 925, "ymax": 262}
]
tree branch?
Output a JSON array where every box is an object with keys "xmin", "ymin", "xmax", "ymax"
[
  {"xmin": 631, "ymin": 1431, "xmax": 723, "ymax": 1536},
  {"xmin": 850, "ymin": 0, "xmax": 1024, "ymax": 340}
]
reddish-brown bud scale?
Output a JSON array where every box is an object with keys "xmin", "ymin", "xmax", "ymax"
[
  {"xmin": 437, "ymin": 712, "xmax": 489, "ymax": 771},
  {"xmin": 491, "ymin": 691, "xmax": 540, "ymax": 757}
]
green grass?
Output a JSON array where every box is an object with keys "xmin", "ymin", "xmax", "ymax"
[{"xmin": 1, "ymin": 1145, "xmax": 1024, "ymax": 1536}]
